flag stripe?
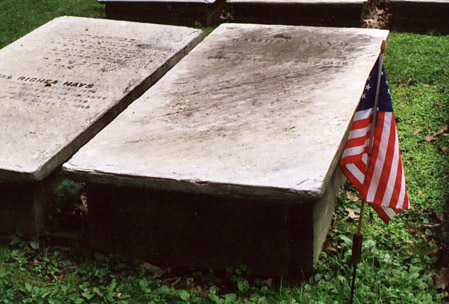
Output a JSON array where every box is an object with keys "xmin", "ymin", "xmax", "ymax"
[
  {"xmin": 340, "ymin": 61, "xmax": 410, "ymax": 224},
  {"xmin": 374, "ymin": 112, "xmax": 396, "ymax": 204}
]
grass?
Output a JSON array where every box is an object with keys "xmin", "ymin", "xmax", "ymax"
[
  {"xmin": 0, "ymin": 0, "xmax": 105, "ymax": 48},
  {"xmin": 1, "ymin": 0, "xmax": 449, "ymax": 303}
]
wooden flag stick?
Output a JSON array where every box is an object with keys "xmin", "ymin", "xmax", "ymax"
[{"xmin": 349, "ymin": 40, "xmax": 387, "ymax": 304}]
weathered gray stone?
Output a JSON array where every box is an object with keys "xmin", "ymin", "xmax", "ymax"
[
  {"xmin": 0, "ymin": 16, "xmax": 202, "ymax": 236},
  {"xmin": 227, "ymin": 0, "xmax": 366, "ymax": 27},
  {"xmin": 0, "ymin": 16, "xmax": 202, "ymax": 182},
  {"xmin": 64, "ymin": 24, "xmax": 388, "ymax": 276},
  {"xmin": 65, "ymin": 24, "xmax": 388, "ymax": 198}
]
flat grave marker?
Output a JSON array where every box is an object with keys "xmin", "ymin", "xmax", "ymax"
[
  {"xmin": 227, "ymin": 0, "xmax": 366, "ymax": 27},
  {"xmin": 0, "ymin": 16, "xmax": 202, "ymax": 235},
  {"xmin": 64, "ymin": 23, "xmax": 388, "ymax": 276},
  {"xmin": 99, "ymin": 0, "xmax": 226, "ymax": 26}
]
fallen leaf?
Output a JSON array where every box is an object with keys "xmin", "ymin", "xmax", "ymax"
[
  {"xmin": 162, "ymin": 277, "xmax": 181, "ymax": 287},
  {"xmin": 346, "ymin": 192, "xmax": 359, "ymax": 202},
  {"xmin": 434, "ymin": 126, "xmax": 449, "ymax": 137},
  {"xmin": 425, "ymin": 135, "xmax": 437, "ymax": 142},
  {"xmin": 423, "ymin": 224, "xmax": 441, "ymax": 229},
  {"xmin": 418, "ymin": 191, "xmax": 425, "ymax": 197},
  {"xmin": 32, "ymin": 259, "xmax": 39, "ymax": 267},
  {"xmin": 435, "ymin": 213, "xmax": 444, "ymax": 222},
  {"xmin": 116, "ymin": 293, "xmax": 122, "ymax": 299},
  {"xmin": 186, "ymin": 277, "xmax": 195, "ymax": 289},
  {"xmin": 406, "ymin": 241, "xmax": 414, "ymax": 245},
  {"xmin": 427, "ymin": 126, "xmax": 449, "ymax": 142},
  {"xmin": 324, "ymin": 238, "xmax": 337, "ymax": 254},
  {"xmin": 406, "ymin": 228, "xmax": 416, "ymax": 235},
  {"xmin": 262, "ymin": 278, "xmax": 273, "ymax": 287},
  {"xmin": 413, "ymin": 129, "xmax": 422, "ymax": 135},
  {"xmin": 441, "ymin": 147, "xmax": 448, "ymax": 152},
  {"xmin": 434, "ymin": 268, "xmax": 449, "ymax": 292},
  {"xmin": 437, "ymin": 102, "xmax": 443, "ymax": 108},
  {"xmin": 429, "ymin": 248, "xmax": 440, "ymax": 256},
  {"xmin": 345, "ymin": 207, "xmax": 358, "ymax": 220},
  {"xmin": 141, "ymin": 262, "xmax": 167, "ymax": 278}
]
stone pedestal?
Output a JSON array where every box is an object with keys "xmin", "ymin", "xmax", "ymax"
[
  {"xmin": 390, "ymin": 0, "xmax": 449, "ymax": 34},
  {"xmin": 101, "ymin": 0, "xmax": 226, "ymax": 26},
  {"xmin": 0, "ymin": 173, "xmax": 62, "ymax": 237},
  {"xmin": 85, "ymin": 166, "xmax": 344, "ymax": 277},
  {"xmin": 0, "ymin": 17, "xmax": 202, "ymax": 235},
  {"xmin": 227, "ymin": 0, "xmax": 366, "ymax": 27},
  {"xmin": 64, "ymin": 24, "xmax": 388, "ymax": 276}
]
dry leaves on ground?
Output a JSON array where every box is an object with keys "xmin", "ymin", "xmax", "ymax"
[
  {"xmin": 434, "ymin": 268, "xmax": 449, "ymax": 292},
  {"xmin": 425, "ymin": 126, "xmax": 449, "ymax": 142}
]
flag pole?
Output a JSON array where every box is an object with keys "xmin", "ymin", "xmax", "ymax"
[{"xmin": 349, "ymin": 40, "xmax": 387, "ymax": 304}]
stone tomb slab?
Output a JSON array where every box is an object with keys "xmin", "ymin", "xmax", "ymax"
[
  {"xmin": 64, "ymin": 24, "xmax": 388, "ymax": 276},
  {"xmin": 100, "ymin": 0, "xmax": 226, "ymax": 27},
  {"xmin": 0, "ymin": 16, "xmax": 202, "ymax": 235},
  {"xmin": 390, "ymin": 0, "xmax": 449, "ymax": 34},
  {"xmin": 227, "ymin": 0, "xmax": 366, "ymax": 27}
]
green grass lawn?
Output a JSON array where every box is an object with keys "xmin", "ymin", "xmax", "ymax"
[
  {"xmin": 1, "ymin": 1, "xmax": 449, "ymax": 303},
  {"xmin": 0, "ymin": 0, "xmax": 105, "ymax": 48}
]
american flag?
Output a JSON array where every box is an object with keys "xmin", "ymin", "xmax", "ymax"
[{"xmin": 341, "ymin": 59, "xmax": 410, "ymax": 224}]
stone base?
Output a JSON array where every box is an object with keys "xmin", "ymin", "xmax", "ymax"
[
  {"xmin": 227, "ymin": 1, "xmax": 365, "ymax": 27},
  {"xmin": 390, "ymin": 1, "xmax": 449, "ymax": 34},
  {"xmin": 85, "ymin": 167, "xmax": 344, "ymax": 278},
  {"xmin": 103, "ymin": 0, "xmax": 226, "ymax": 27},
  {"xmin": 0, "ymin": 172, "xmax": 61, "ymax": 237}
]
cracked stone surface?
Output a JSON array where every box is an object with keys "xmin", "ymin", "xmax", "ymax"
[
  {"xmin": 0, "ymin": 16, "xmax": 202, "ymax": 182},
  {"xmin": 64, "ymin": 23, "xmax": 388, "ymax": 201}
]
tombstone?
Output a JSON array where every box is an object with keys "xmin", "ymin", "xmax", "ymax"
[
  {"xmin": 100, "ymin": 0, "xmax": 226, "ymax": 27},
  {"xmin": 64, "ymin": 23, "xmax": 388, "ymax": 277},
  {"xmin": 227, "ymin": 0, "xmax": 366, "ymax": 27},
  {"xmin": 390, "ymin": 0, "xmax": 449, "ymax": 34},
  {"xmin": 0, "ymin": 16, "xmax": 203, "ymax": 236}
]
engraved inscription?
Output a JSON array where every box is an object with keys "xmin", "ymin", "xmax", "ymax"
[
  {"xmin": 42, "ymin": 33, "xmax": 166, "ymax": 72},
  {"xmin": 0, "ymin": 74, "xmax": 105, "ymax": 110}
]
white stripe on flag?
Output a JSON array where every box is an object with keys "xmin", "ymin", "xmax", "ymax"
[
  {"xmin": 342, "ymin": 138, "xmax": 370, "ymax": 158},
  {"xmin": 381, "ymin": 206, "xmax": 397, "ymax": 220},
  {"xmin": 362, "ymin": 153, "xmax": 368, "ymax": 165},
  {"xmin": 381, "ymin": 131, "xmax": 399, "ymax": 206},
  {"xmin": 354, "ymin": 108, "xmax": 373, "ymax": 121},
  {"xmin": 367, "ymin": 112, "xmax": 392, "ymax": 202},
  {"xmin": 348, "ymin": 125, "xmax": 370, "ymax": 140},
  {"xmin": 346, "ymin": 163, "xmax": 365, "ymax": 185},
  {"xmin": 396, "ymin": 172, "xmax": 406, "ymax": 209}
]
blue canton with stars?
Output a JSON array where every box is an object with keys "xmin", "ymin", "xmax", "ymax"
[{"xmin": 357, "ymin": 58, "xmax": 393, "ymax": 113}]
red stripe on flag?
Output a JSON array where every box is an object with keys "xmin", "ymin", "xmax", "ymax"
[
  {"xmin": 341, "ymin": 166, "xmax": 363, "ymax": 190},
  {"xmin": 373, "ymin": 113, "xmax": 396, "ymax": 203},
  {"xmin": 345, "ymin": 135, "xmax": 370, "ymax": 149},
  {"xmin": 351, "ymin": 117, "xmax": 372, "ymax": 130},
  {"xmin": 360, "ymin": 112, "xmax": 385, "ymax": 201}
]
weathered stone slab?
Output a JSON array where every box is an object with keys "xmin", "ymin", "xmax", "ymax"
[
  {"xmin": 100, "ymin": 0, "xmax": 226, "ymax": 27},
  {"xmin": 227, "ymin": 0, "xmax": 366, "ymax": 27},
  {"xmin": 0, "ymin": 16, "xmax": 202, "ymax": 182},
  {"xmin": 0, "ymin": 17, "xmax": 202, "ymax": 236},
  {"xmin": 390, "ymin": 0, "xmax": 449, "ymax": 34},
  {"xmin": 64, "ymin": 24, "xmax": 388, "ymax": 276},
  {"xmin": 228, "ymin": 0, "xmax": 364, "ymax": 3}
]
